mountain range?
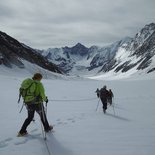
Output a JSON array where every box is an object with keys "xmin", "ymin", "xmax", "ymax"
[
  {"xmin": 41, "ymin": 23, "xmax": 155, "ymax": 76},
  {"xmin": 0, "ymin": 23, "xmax": 155, "ymax": 77}
]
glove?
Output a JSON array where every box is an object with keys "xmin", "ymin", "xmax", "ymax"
[{"xmin": 45, "ymin": 97, "xmax": 48, "ymax": 103}]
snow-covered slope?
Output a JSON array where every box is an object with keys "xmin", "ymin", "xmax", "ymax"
[
  {"xmin": 0, "ymin": 74, "xmax": 155, "ymax": 155},
  {"xmin": 0, "ymin": 60, "xmax": 66, "ymax": 80},
  {"xmin": 0, "ymin": 31, "xmax": 62, "ymax": 74}
]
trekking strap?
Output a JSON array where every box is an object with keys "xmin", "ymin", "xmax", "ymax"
[{"xmin": 49, "ymin": 97, "xmax": 97, "ymax": 102}]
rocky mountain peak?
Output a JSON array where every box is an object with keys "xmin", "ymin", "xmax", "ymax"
[
  {"xmin": 69, "ymin": 43, "xmax": 88, "ymax": 56},
  {"xmin": 61, "ymin": 43, "xmax": 88, "ymax": 56},
  {"xmin": 134, "ymin": 23, "xmax": 155, "ymax": 43},
  {"xmin": 128, "ymin": 23, "xmax": 155, "ymax": 51},
  {"xmin": 144, "ymin": 23, "xmax": 155, "ymax": 31},
  {"xmin": 73, "ymin": 43, "xmax": 86, "ymax": 48}
]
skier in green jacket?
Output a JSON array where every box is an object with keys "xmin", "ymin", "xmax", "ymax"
[{"xmin": 18, "ymin": 73, "xmax": 53, "ymax": 136}]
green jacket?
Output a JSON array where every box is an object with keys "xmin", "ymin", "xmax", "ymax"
[{"xmin": 21, "ymin": 78, "xmax": 47, "ymax": 103}]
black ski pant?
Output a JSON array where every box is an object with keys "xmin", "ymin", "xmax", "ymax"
[
  {"xmin": 20, "ymin": 103, "xmax": 50, "ymax": 133},
  {"xmin": 100, "ymin": 98, "xmax": 107, "ymax": 111}
]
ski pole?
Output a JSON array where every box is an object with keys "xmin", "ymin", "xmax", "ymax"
[
  {"xmin": 96, "ymin": 99, "xmax": 100, "ymax": 111},
  {"xmin": 40, "ymin": 103, "xmax": 47, "ymax": 140},
  {"xmin": 112, "ymin": 97, "xmax": 116, "ymax": 115},
  {"xmin": 45, "ymin": 102, "xmax": 47, "ymax": 115},
  {"xmin": 19, "ymin": 102, "xmax": 25, "ymax": 113}
]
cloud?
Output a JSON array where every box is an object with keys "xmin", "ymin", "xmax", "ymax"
[{"xmin": 0, "ymin": 0, "xmax": 155, "ymax": 49}]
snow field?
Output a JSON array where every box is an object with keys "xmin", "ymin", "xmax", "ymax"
[{"xmin": 0, "ymin": 75, "xmax": 155, "ymax": 155}]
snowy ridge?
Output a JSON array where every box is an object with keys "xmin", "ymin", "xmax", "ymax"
[
  {"xmin": 0, "ymin": 60, "xmax": 66, "ymax": 80},
  {"xmin": 42, "ymin": 23, "xmax": 155, "ymax": 78}
]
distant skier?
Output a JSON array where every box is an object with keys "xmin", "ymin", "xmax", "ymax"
[
  {"xmin": 17, "ymin": 73, "xmax": 53, "ymax": 137},
  {"xmin": 99, "ymin": 85, "xmax": 109, "ymax": 113},
  {"xmin": 107, "ymin": 89, "xmax": 114, "ymax": 106},
  {"xmin": 95, "ymin": 88, "xmax": 100, "ymax": 98}
]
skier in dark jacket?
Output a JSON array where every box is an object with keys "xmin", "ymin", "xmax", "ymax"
[
  {"xmin": 107, "ymin": 89, "xmax": 114, "ymax": 106},
  {"xmin": 95, "ymin": 88, "xmax": 100, "ymax": 98},
  {"xmin": 99, "ymin": 85, "xmax": 109, "ymax": 113}
]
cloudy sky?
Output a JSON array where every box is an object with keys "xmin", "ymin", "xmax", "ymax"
[{"xmin": 0, "ymin": 0, "xmax": 155, "ymax": 49}]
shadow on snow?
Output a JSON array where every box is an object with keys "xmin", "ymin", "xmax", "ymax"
[{"xmin": 106, "ymin": 113, "xmax": 130, "ymax": 122}]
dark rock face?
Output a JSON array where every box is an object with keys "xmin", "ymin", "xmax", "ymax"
[
  {"xmin": 0, "ymin": 31, "xmax": 63, "ymax": 74},
  {"xmin": 114, "ymin": 23, "xmax": 155, "ymax": 73},
  {"xmin": 65, "ymin": 43, "xmax": 89, "ymax": 56},
  {"xmin": 147, "ymin": 67, "xmax": 155, "ymax": 73}
]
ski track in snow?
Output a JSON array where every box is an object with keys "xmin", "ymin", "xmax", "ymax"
[
  {"xmin": 0, "ymin": 105, "xmax": 129, "ymax": 150},
  {"xmin": 0, "ymin": 138, "xmax": 13, "ymax": 148},
  {"xmin": 0, "ymin": 112, "xmax": 87, "ymax": 149},
  {"xmin": 0, "ymin": 98, "xmax": 141, "ymax": 150},
  {"xmin": 0, "ymin": 129, "xmax": 42, "ymax": 148},
  {"xmin": 54, "ymin": 112, "xmax": 86, "ymax": 126}
]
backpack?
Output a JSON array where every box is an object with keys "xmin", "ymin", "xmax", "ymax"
[
  {"xmin": 18, "ymin": 78, "xmax": 37, "ymax": 103},
  {"xmin": 100, "ymin": 88, "xmax": 109, "ymax": 99}
]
